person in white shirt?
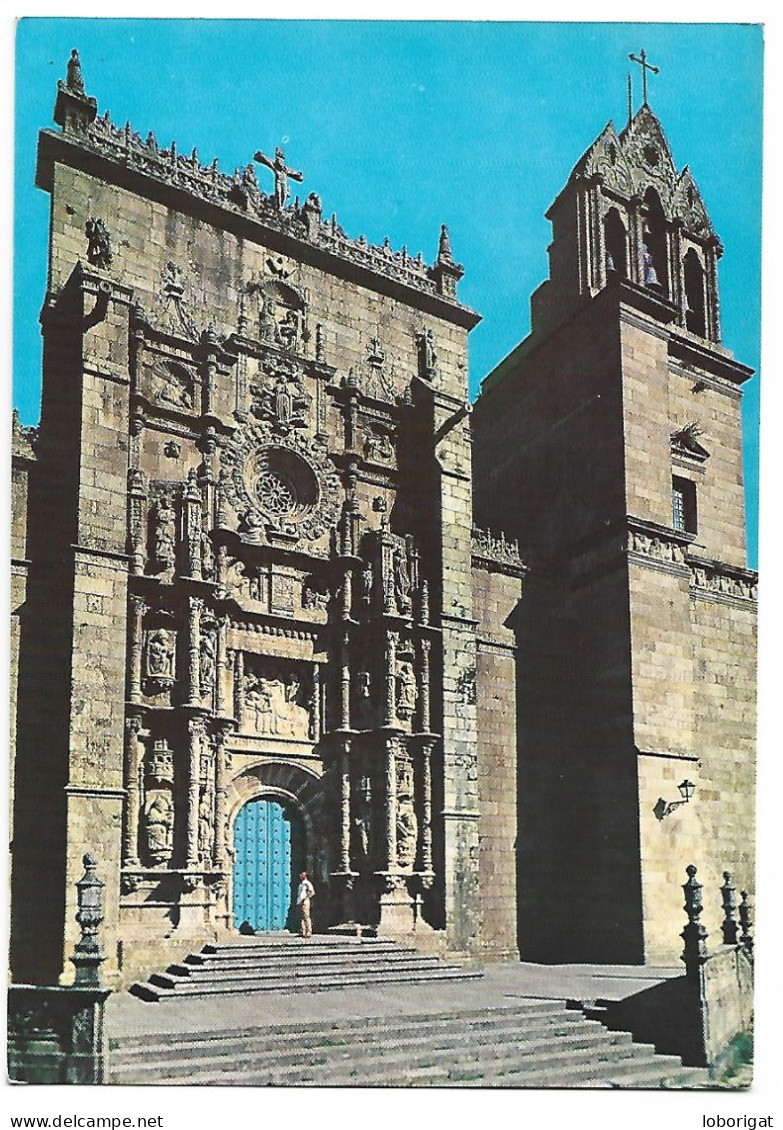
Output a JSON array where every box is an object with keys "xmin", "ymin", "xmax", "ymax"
[{"xmin": 297, "ymin": 871, "xmax": 315, "ymax": 938}]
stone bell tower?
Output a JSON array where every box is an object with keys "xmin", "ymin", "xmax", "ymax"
[{"xmin": 472, "ymin": 97, "xmax": 757, "ymax": 965}]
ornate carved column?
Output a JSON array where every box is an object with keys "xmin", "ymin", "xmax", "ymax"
[
  {"xmin": 419, "ymin": 637, "xmax": 431, "ymax": 733},
  {"xmin": 212, "ymin": 726, "xmax": 229, "ymax": 871},
  {"xmin": 122, "ymin": 717, "xmax": 144, "ymax": 867},
  {"xmin": 233, "ymin": 650, "xmax": 245, "ymax": 726},
  {"xmin": 420, "ymin": 739, "xmax": 434, "ymax": 875},
  {"xmin": 215, "ymin": 617, "xmax": 228, "ymax": 716},
  {"xmin": 186, "ymin": 717, "xmax": 204, "ymax": 869},
  {"xmin": 187, "ymin": 597, "xmax": 202, "ymax": 707},
  {"xmin": 340, "ymin": 739, "xmax": 351, "ymax": 874},
  {"xmin": 183, "ymin": 470, "xmax": 203, "ymax": 578},
  {"xmin": 312, "ymin": 662, "xmax": 322, "ymax": 741},
  {"xmin": 127, "ymin": 595, "xmax": 145, "ymax": 704},
  {"xmin": 384, "ymin": 736, "xmax": 398, "ymax": 873},
  {"xmin": 340, "ymin": 628, "xmax": 351, "ymax": 729},
  {"xmin": 127, "ymin": 470, "xmax": 148, "ymax": 576},
  {"xmin": 384, "ymin": 631, "xmax": 398, "ymax": 727}
]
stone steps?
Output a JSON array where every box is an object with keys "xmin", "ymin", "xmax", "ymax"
[
  {"xmin": 109, "ymin": 1004, "xmax": 587, "ymax": 1073},
  {"xmin": 107, "ymin": 1001, "xmax": 712, "ymax": 1087},
  {"xmin": 129, "ymin": 935, "xmax": 480, "ymax": 1002}
]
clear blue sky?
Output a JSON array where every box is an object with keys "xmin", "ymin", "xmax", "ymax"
[{"xmin": 14, "ymin": 19, "xmax": 763, "ymax": 563}]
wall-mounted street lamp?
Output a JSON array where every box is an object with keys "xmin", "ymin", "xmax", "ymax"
[{"xmin": 654, "ymin": 779, "xmax": 696, "ymax": 821}]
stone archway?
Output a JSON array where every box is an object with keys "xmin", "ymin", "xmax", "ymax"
[{"xmin": 225, "ymin": 761, "xmax": 330, "ymax": 933}]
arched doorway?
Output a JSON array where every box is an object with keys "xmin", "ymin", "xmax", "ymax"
[{"xmin": 232, "ymin": 796, "xmax": 306, "ymax": 932}]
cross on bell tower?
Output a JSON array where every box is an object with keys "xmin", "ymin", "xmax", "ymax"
[{"xmin": 629, "ymin": 49, "xmax": 659, "ymax": 106}]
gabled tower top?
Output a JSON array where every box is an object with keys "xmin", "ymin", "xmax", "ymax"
[{"xmin": 531, "ymin": 97, "xmax": 723, "ymax": 344}]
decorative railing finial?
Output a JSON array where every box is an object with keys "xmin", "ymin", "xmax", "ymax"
[
  {"xmin": 681, "ymin": 863, "xmax": 708, "ymax": 975},
  {"xmin": 720, "ymin": 871, "xmax": 739, "ymax": 945},
  {"xmin": 739, "ymin": 889, "xmax": 754, "ymax": 953},
  {"xmin": 70, "ymin": 852, "xmax": 106, "ymax": 986}
]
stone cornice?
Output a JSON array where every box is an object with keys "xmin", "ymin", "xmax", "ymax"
[{"xmin": 37, "ymin": 127, "xmax": 481, "ymax": 331}]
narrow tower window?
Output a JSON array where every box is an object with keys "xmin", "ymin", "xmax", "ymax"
[
  {"xmin": 672, "ymin": 476, "xmax": 697, "ymax": 534},
  {"xmin": 684, "ymin": 248, "xmax": 707, "ymax": 336}
]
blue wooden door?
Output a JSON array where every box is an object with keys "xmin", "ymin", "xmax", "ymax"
[{"xmin": 232, "ymin": 798, "xmax": 304, "ymax": 932}]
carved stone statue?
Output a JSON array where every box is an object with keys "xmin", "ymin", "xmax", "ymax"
[
  {"xmin": 152, "ymin": 497, "xmax": 176, "ymax": 565},
  {"xmin": 396, "ymin": 662, "xmax": 417, "ymax": 721},
  {"xmin": 143, "ymin": 793, "xmax": 173, "ymax": 865},
  {"xmin": 393, "ymin": 547, "xmax": 411, "ymax": 614},
  {"xmin": 253, "ymin": 146, "xmax": 304, "ymax": 210},
  {"xmin": 85, "ymin": 218, "xmax": 112, "ymax": 270},
  {"xmin": 145, "ymin": 629, "xmax": 175, "ymax": 681},
  {"xmin": 275, "ymin": 374, "xmax": 293, "ymax": 425},
  {"xmin": 200, "ymin": 633, "xmax": 216, "ymax": 698},
  {"xmin": 397, "ymin": 797, "xmax": 418, "ymax": 869},
  {"xmin": 198, "ymin": 787, "xmax": 213, "ymax": 863},
  {"xmin": 66, "ymin": 48, "xmax": 85, "ymax": 95}
]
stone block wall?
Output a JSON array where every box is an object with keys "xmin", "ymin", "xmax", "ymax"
[{"xmin": 472, "ymin": 558, "xmax": 524, "ymax": 957}]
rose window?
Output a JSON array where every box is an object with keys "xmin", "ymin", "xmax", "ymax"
[
  {"xmin": 256, "ymin": 469, "xmax": 296, "ymax": 515},
  {"xmin": 241, "ymin": 445, "xmax": 319, "ymax": 524}
]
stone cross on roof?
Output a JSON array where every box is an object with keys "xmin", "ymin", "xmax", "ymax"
[{"xmin": 253, "ymin": 146, "xmax": 304, "ymax": 210}]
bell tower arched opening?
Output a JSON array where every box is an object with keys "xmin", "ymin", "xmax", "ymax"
[
  {"xmin": 684, "ymin": 248, "xmax": 707, "ymax": 336},
  {"xmin": 604, "ymin": 208, "xmax": 628, "ymax": 279},
  {"xmin": 642, "ymin": 188, "xmax": 668, "ymax": 296}
]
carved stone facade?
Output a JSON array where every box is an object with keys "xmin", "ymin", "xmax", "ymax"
[
  {"xmin": 10, "ymin": 57, "xmax": 754, "ymax": 987},
  {"xmin": 10, "ymin": 54, "xmax": 520, "ymax": 988}
]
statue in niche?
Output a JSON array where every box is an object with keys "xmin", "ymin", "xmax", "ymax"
[
  {"xmin": 198, "ymin": 786, "xmax": 213, "ymax": 863},
  {"xmin": 278, "ymin": 308, "xmax": 299, "ymax": 351},
  {"xmin": 396, "ymin": 662, "xmax": 417, "ymax": 721},
  {"xmin": 200, "ymin": 633, "xmax": 216, "ymax": 699},
  {"xmin": 144, "ymin": 792, "xmax": 173, "ymax": 865},
  {"xmin": 275, "ymin": 374, "xmax": 293, "ymax": 425},
  {"xmin": 397, "ymin": 797, "xmax": 418, "ymax": 870},
  {"xmin": 393, "ymin": 547, "xmax": 411, "ymax": 614},
  {"xmin": 201, "ymin": 526, "xmax": 215, "ymax": 579},
  {"xmin": 152, "ymin": 497, "xmax": 176, "ymax": 565},
  {"xmin": 353, "ymin": 776, "xmax": 373, "ymax": 865},
  {"xmin": 145, "ymin": 629, "xmax": 175, "ymax": 681},
  {"xmin": 245, "ymin": 674, "xmax": 275, "ymax": 734}
]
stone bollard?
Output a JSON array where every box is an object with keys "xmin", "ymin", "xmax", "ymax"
[
  {"xmin": 70, "ymin": 852, "xmax": 106, "ymax": 986},
  {"xmin": 739, "ymin": 890, "xmax": 754, "ymax": 953},
  {"xmin": 720, "ymin": 871, "xmax": 739, "ymax": 945},
  {"xmin": 681, "ymin": 864, "xmax": 708, "ymax": 978}
]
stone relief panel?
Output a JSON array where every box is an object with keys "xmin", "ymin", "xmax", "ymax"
[{"xmin": 242, "ymin": 657, "xmax": 313, "ymax": 740}]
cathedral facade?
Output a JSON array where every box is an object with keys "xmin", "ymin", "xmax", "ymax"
[{"xmin": 10, "ymin": 53, "xmax": 755, "ymax": 989}]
